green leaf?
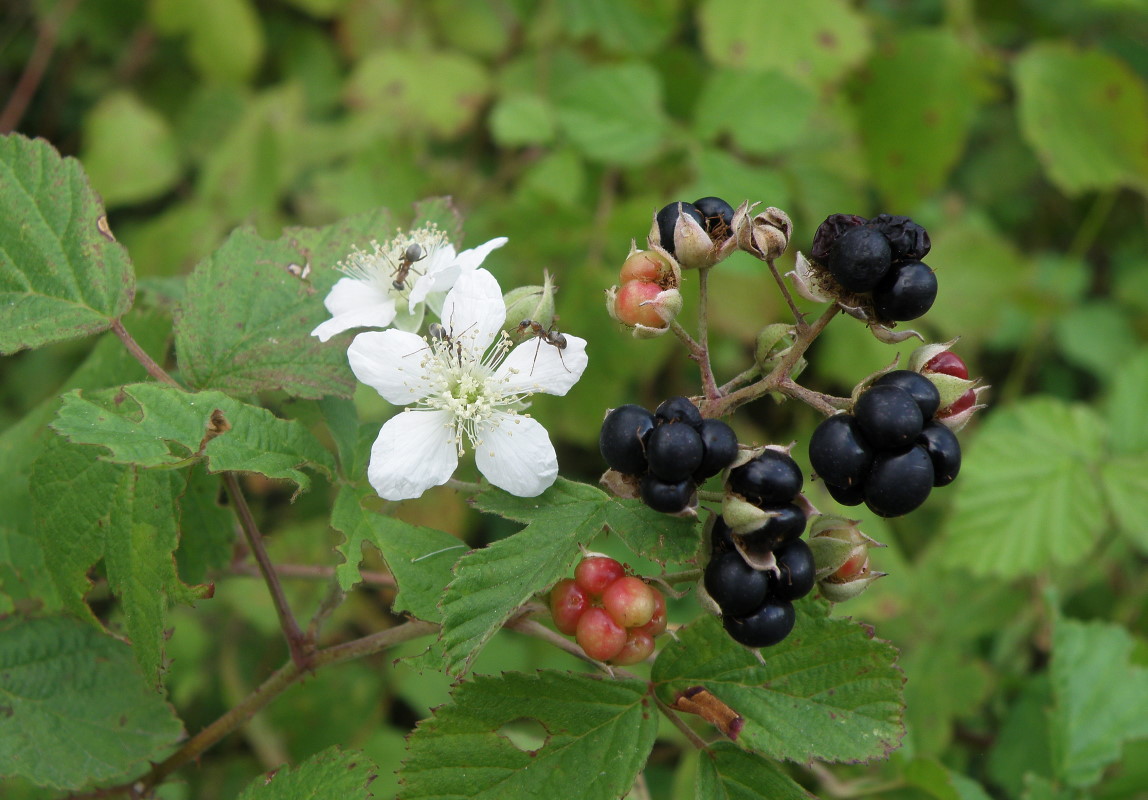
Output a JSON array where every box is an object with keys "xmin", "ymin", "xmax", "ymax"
[
  {"xmin": 30, "ymin": 437, "xmax": 206, "ymax": 679},
  {"xmin": 987, "ymin": 676, "xmax": 1054, "ymax": 798},
  {"xmin": 0, "ymin": 133, "xmax": 135, "ymax": 354},
  {"xmin": 235, "ymin": 746, "xmax": 378, "ymax": 800},
  {"xmin": 857, "ymin": 29, "xmax": 981, "ymax": 207},
  {"xmin": 1100, "ymin": 455, "xmax": 1148, "ymax": 554},
  {"xmin": 439, "ymin": 480, "xmax": 610, "ymax": 674},
  {"xmin": 698, "ymin": 0, "xmax": 870, "ymax": 87},
  {"xmin": 940, "ymin": 399, "xmax": 1108, "ymax": 578},
  {"xmin": 1013, "ymin": 43, "xmax": 1148, "ymax": 196},
  {"xmin": 399, "ymin": 671, "xmax": 657, "ymax": 800},
  {"xmin": 1050, "ymin": 616, "xmax": 1148, "ymax": 788},
  {"xmin": 81, "ymin": 91, "xmax": 183, "ymax": 208},
  {"xmin": 904, "ymin": 757, "xmax": 995, "ymax": 800},
  {"xmin": 694, "ymin": 69, "xmax": 817, "ymax": 157},
  {"xmin": 1053, "ymin": 301, "xmax": 1139, "ymax": 379},
  {"xmin": 0, "ymin": 616, "xmax": 184, "ymax": 791},
  {"xmin": 151, "ymin": 0, "xmax": 265, "ymax": 83},
  {"xmin": 696, "ymin": 742, "xmax": 815, "ymax": 799},
  {"xmin": 51, "ymin": 383, "xmax": 335, "ymax": 494},
  {"xmin": 555, "ymin": 63, "xmax": 669, "ymax": 165},
  {"xmin": 652, "ymin": 611, "xmax": 904, "ymax": 764},
  {"xmin": 331, "ymin": 486, "xmax": 463, "ymax": 621},
  {"xmin": 489, "ymin": 93, "xmax": 557, "ymax": 147},
  {"xmin": 173, "ymin": 464, "xmax": 235, "ymax": 585},
  {"xmin": 1104, "ymin": 347, "xmax": 1148, "ymax": 455},
  {"xmin": 603, "ymin": 498, "xmax": 699, "ymax": 565},
  {"xmin": 556, "ymin": 0, "xmax": 678, "ymax": 55},
  {"xmin": 174, "ymin": 228, "xmax": 353, "ymax": 399},
  {"xmin": 346, "ymin": 50, "xmax": 491, "ymax": 138}
]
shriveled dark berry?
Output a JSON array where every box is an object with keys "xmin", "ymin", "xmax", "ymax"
[
  {"xmin": 710, "ymin": 514, "xmax": 735, "ymax": 554},
  {"xmin": 810, "ymin": 213, "xmax": 867, "ymax": 262},
  {"xmin": 771, "ymin": 539, "xmax": 815, "ymax": 602},
  {"xmin": 824, "ymin": 479, "xmax": 865, "ymax": 506},
  {"xmin": 694, "ymin": 418, "xmax": 739, "ymax": 480},
  {"xmin": 872, "ymin": 261, "xmax": 937, "ymax": 322},
  {"xmin": 828, "ymin": 226, "xmax": 893, "ymax": 293},
  {"xmin": 655, "ymin": 396, "xmax": 703, "ymax": 429},
  {"xmin": 693, "ymin": 196, "xmax": 735, "ymax": 238},
  {"xmin": 854, "ymin": 384, "xmax": 924, "ymax": 450},
  {"xmin": 704, "ymin": 550, "xmax": 769, "ymax": 618},
  {"xmin": 872, "ymin": 370, "xmax": 941, "ymax": 420},
  {"xmin": 723, "ymin": 599, "xmax": 795, "ymax": 648},
  {"xmin": 640, "ymin": 473, "xmax": 693, "ymax": 514},
  {"xmin": 865, "ymin": 214, "xmax": 931, "ymax": 261},
  {"xmin": 918, "ymin": 421, "xmax": 961, "ymax": 486},
  {"xmin": 728, "ymin": 449, "xmax": 803, "ymax": 506},
  {"xmin": 656, "ymin": 201, "xmax": 704, "ymax": 255},
  {"xmin": 864, "ymin": 445, "xmax": 934, "ymax": 518},
  {"xmin": 740, "ymin": 504, "xmax": 806, "ymax": 550},
  {"xmin": 647, "ymin": 422, "xmax": 704, "ymax": 482},
  {"xmin": 808, "ymin": 414, "xmax": 874, "ymax": 488},
  {"xmin": 599, "ymin": 405, "xmax": 655, "ymax": 475}
]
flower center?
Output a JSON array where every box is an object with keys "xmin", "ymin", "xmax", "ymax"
[{"xmin": 337, "ymin": 224, "xmax": 449, "ymax": 299}]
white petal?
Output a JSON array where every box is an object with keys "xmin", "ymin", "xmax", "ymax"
[
  {"xmin": 368, "ymin": 409, "xmax": 459, "ymax": 501},
  {"xmin": 474, "ymin": 412, "xmax": 558, "ymax": 497},
  {"xmin": 439, "ymin": 268, "xmax": 506, "ymax": 357},
  {"xmin": 496, "ymin": 334, "xmax": 588, "ymax": 396},
  {"xmin": 406, "ymin": 243, "xmax": 459, "ymax": 309},
  {"xmin": 311, "ymin": 279, "xmax": 396, "ymax": 342},
  {"xmin": 454, "ymin": 236, "xmax": 508, "ymax": 271},
  {"xmin": 348, "ymin": 330, "xmax": 437, "ymax": 405}
]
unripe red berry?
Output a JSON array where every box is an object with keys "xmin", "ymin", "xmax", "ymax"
[
  {"xmin": 939, "ymin": 388, "xmax": 975, "ymax": 418},
  {"xmin": 575, "ymin": 607, "xmax": 627, "ymax": 662},
  {"xmin": 619, "ymin": 250, "xmax": 675, "ymax": 285},
  {"xmin": 549, "ymin": 578, "xmax": 588, "ymax": 635},
  {"xmin": 602, "ymin": 576, "xmax": 656, "ymax": 628},
  {"xmin": 574, "ymin": 556, "xmax": 625, "ymax": 599},
  {"xmin": 636, "ymin": 588, "xmax": 667, "ymax": 637},
  {"xmin": 613, "ymin": 281, "xmax": 666, "ymax": 328},
  {"xmin": 923, "ymin": 350, "xmax": 969, "ymax": 380},
  {"xmin": 610, "ymin": 628, "xmax": 656, "ymax": 666}
]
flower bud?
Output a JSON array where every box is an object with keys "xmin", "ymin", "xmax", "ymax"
[
  {"xmin": 735, "ymin": 204, "xmax": 792, "ymax": 261},
  {"xmin": 818, "ymin": 570, "xmax": 885, "ymax": 602},
  {"xmin": 501, "ymin": 271, "xmax": 558, "ymax": 333},
  {"xmin": 807, "ymin": 515, "xmax": 883, "ymax": 580}
]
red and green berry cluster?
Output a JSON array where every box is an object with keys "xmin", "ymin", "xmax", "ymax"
[
  {"xmin": 549, "ymin": 555, "xmax": 667, "ymax": 665},
  {"xmin": 599, "ymin": 397, "xmax": 738, "ymax": 514},
  {"xmin": 711, "ymin": 449, "xmax": 813, "ymax": 648},
  {"xmin": 809, "ymin": 367, "xmax": 962, "ymax": 517},
  {"xmin": 811, "ymin": 213, "xmax": 936, "ymax": 322}
]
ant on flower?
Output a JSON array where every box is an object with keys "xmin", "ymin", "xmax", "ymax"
[
  {"xmin": 515, "ymin": 319, "xmax": 570, "ymax": 374},
  {"xmin": 391, "ymin": 242, "xmax": 427, "ymax": 291}
]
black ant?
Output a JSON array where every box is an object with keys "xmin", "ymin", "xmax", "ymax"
[
  {"xmin": 391, "ymin": 242, "xmax": 427, "ymax": 291},
  {"xmin": 515, "ymin": 319, "xmax": 570, "ymax": 373}
]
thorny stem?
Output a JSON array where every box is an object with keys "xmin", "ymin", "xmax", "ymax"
[
  {"xmin": 717, "ymin": 365, "xmax": 760, "ymax": 396},
  {"xmin": 224, "ymin": 473, "xmax": 313, "ymax": 670},
  {"xmin": 695, "ymin": 267, "xmax": 720, "ymax": 401},
  {"xmin": 668, "ymin": 320, "xmax": 704, "ymax": 356}
]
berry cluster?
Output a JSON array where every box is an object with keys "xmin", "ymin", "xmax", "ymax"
[
  {"xmin": 655, "ymin": 196, "xmax": 735, "ymax": 257},
  {"xmin": 704, "ymin": 515, "xmax": 814, "ymax": 648},
  {"xmin": 809, "ymin": 368, "xmax": 962, "ymax": 517},
  {"xmin": 599, "ymin": 397, "xmax": 738, "ymax": 514},
  {"xmin": 549, "ymin": 555, "xmax": 667, "ymax": 665},
  {"xmin": 811, "ymin": 213, "xmax": 936, "ymax": 322}
]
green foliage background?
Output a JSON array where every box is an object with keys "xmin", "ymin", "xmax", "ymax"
[{"xmin": 2, "ymin": 0, "xmax": 1148, "ymax": 798}]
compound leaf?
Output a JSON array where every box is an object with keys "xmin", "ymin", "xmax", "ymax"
[
  {"xmin": 0, "ymin": 133, "xmax": 134, "ymax": 354},
  {"xmin": 399, "ymin": 672, "xmax": 656, "ymax": 800},
  {"xmin": 653, "ymin": 610, "xmax": 904, "ymax": 764},
  {"xmin": 555, "ymin": 63, "xmax": 668, "ymax": 165},
  {"xmin": 1050, "ymin": 616, "xmax": 1148, "ymax": 788},
  {"xmin": 51, "ymin": 383, "xmax": 334, "ymax": 494},
  {"xmin": 940, "ymin": 399, "xmax": 1107, "ymax": 577},
  {"xmin": 235, "ymin": 747, "xmax": 378, "ymax": 800},
  {"xmin": 0, "ymin": 616, "xmax": 184, "ymax": 791}
]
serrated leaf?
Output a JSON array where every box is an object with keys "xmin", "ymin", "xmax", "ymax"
[
  {"xmin": 652, "ymin": 611, "xmax": 904, "ymax": 764},
  {"xmin": 174, "ymin": 223, "xmax": 358, "ymax": 399},
  {"xmin": 331, "ymin": 486, "xmax": 463, "ymax": 621},
  {"xmin": 0, "ymin": 616, "xmax": 184, "ymax": 791},
  {"xmin": 1050, "ymin": 617, "xmax": 1148, "ymax": 788},
  {"xmin": 696, "ymin": 742, "xmax": 815, "ymax": 800},
  {"xmin": 0, "ymin": 133, "xmax": 134, "ymax": 354},
  {"xmin": 174, "ymin": 464, "xmax": 235, "ymax": 585},
  {"xmin": 51, "ymin": 383, "xmax": 334, "ymax": 494},
  {"xmin": 235, "ymin": 746, "xmax": 378, "ymax": 800},
  {"xmin": 439, "ymin": 480, "xmax": 611, "ymax": 674},
  {"xmin": 698, "ymin": 0, "xmax": 870, "ymax": 87},
  {"xmin": 399, "ymin": 672, "xmax": 657, "ymax": 800},
  {"xmin": 555, "ymin": 63, "xmax": 668, "ymax": 165},
  {"xmin": 30, "ymin": 437, "xmax": 206, "ymax": 678},
  {"xmin": 1013, "ymin": 43, "xmax": 1148, "ymax": 196},
  {"xmin": 858, "ymin": 30, "xmax": 980, "ymax": 207},
  {"xmin": 1100, "ymin": 455, "xmax": 1148, "ymax": 554},
  {"xmin": 940, "ymin": 399, "xmax": 1107, "ymax": 578}
]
